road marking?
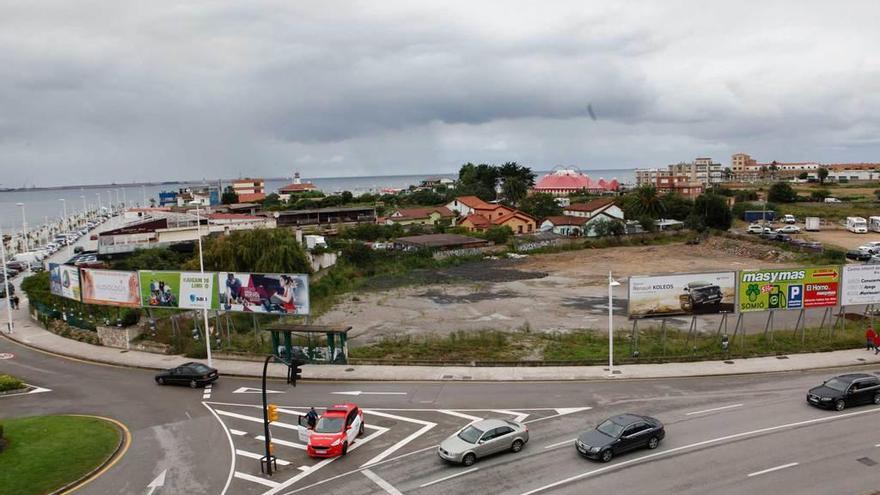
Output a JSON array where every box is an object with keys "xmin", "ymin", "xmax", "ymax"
[
  {"xmin": 233, "ymin": 386, "xmax": 284, "ymax": 394},
  {"xmin": 554, "ymin": 407, "xmax": 591, "ymax": 416},
  {"xmin": 685, "ymin": 404, "xmax": 743, "ymax": 416},
  {"xmin": 438, "ymin": 410, "xmax": 483, "ymax": 422},
  {"xmin": 361, "ymin": 410, "xmax": 437, "ymax": 467},
  {"xmin": 332, "ymin": 390, "xmax": 408, "ymax": 396},
  {"xmin": 230, "ymin": 429, "xmax": 247, "ymax": 436},
  {"xmin": 0, "ymin": 352, "xmax": 14, "ymax": 359},
  {"xmin": 297, "ymin": 466, "xmax": 310, "ymax": 472},
  {"xmin": 185, "ymin": 411, "xmax": 192, "ymax": 420},
  {"xmin": 203, "ymin": 403, "xmax": 235, "ymax": 495},
  {"xmin": 519, "ymin": 406, "xmax": 880, "ymax": 495},
  {"xmin": 419, "ymin": 467, "xmax": 479, "ymax": 488},
  {"xmin": 202, "ymin": 384, "xmax": 213, "ymax": 400},
  {"xmin": 234, "ymin": 471, "xmax": 279, "ymax": 488},
  {"xmin": 492, "ymin": 410, "xmax": 530, "ymax": 422},
  {"xmin": 544, "ymin": 438, "xmax": 576, "ymax": 450},
  {"xmin": 146, "ymin": 469, "xmax": 167, "ymax": 495},
  {"xmin": 362, "ymin": 469, "xmax": 403, "ymax": 495},
  {"xmin": 0, "ymin": 384, "xmax": 52, "ymax": 398},
  {"xmin": 255, "ymin": 435, "xmax": 307, "ymax": 450},
  {"xmin": 747, "ymin": 462, "xmax": 798, "ymax": 478},
  {"xmin": 236, "ymin": 449, "xmax": 291, "ymax": 466},
  {"xmin": 215, "ymin": 409, "xmax": 302, "ymax": 432}
]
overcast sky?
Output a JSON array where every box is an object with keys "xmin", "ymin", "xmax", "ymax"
[{"xmin": 2, "ymin": 1, "xmax": 879, "ymax": 187}]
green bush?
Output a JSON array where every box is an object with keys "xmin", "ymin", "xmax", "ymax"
[{"xmin": 0, "ymin": 374, "xmax": 25, "ymax": 392}]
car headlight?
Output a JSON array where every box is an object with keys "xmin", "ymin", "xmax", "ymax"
[
  {"xmin": 331, "ymin": 438, "xmax": 342, "ymax": 447},
  {"xmin": 589, "ymin": 446, "xmax": 601, "ymax": 453},
  {"xmin": 820, "ymin": 397, "xmax": 832, "ymax": 402}
]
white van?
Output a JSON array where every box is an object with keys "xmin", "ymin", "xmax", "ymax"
[
  {"xmin": 12, "ymin": 252, "xmax": 42, "ymax": 265},
  {"xmin": 847, "ymin": 216, "xmax": 868, "ymax": 233},
  {"xmin": 870, "ymin": 216, "xmax": 880, "ymax": 233}
]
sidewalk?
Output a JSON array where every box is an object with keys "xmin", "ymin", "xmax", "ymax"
[{"xmin": 5, "ymin": 294, "xmax": 880, "ymax": 381}]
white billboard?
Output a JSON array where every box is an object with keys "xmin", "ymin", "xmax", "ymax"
[
  {"xmin": 841, "ymin": 264, "xmax": 880, "ymax": 306},
  {"xmin": 49, "ymin": 263, "xmax": 82, "ymax": 301},
  {"xmin": 628, "ymin": 272, "xmax": 737, "ymax": 319}
]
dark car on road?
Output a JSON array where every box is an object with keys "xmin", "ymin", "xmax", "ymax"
[
  {"xmin": 679, "ymin": 281, "xmax": 723, "ymax": 312},
  {"xmin": 847, "ymin": 250, "xmax": 872, "ymax": 261},
  {"xmin": 155, "ymin": 362, "xmax": 218, "ymax": 388},
  {"xmin": 807, "ymin": 373, "xmax": 880, "ymax": 411},
  {"xmin": 576, "ymin": 414, "xmax": 665, "ymax": 462}
]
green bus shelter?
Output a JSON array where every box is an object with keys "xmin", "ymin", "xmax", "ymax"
[{"xmin": 264, "ymin": 324, "xmax": 352, "ymax": 364}]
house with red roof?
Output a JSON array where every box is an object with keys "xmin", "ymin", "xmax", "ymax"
[
  {"xmin": 532, "ymin": 168, "xmax": 620, "ymax": 196},
  {"xmin": 459, "ymin": 210, "xmax": 537, "ymax": 235},
  {"xmin": 278, "ymin": 172, "xmax": 319, "ymax": 201},
  {"xmin": 541, "ymin": 198, "xmax": 625, "ymax": 237},
  {"xmin": 378, "ymin": 206, "xmax": 455, "ymax": 226}
]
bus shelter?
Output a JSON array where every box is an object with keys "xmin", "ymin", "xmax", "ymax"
[{"xmin": 264, "ymin": 324, "xmax": 352, "ymax": 364}]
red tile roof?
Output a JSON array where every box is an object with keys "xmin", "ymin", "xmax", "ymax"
[
  {"xmin": 565, "ymin": 198, "xmax": 615, "ymax": 212},
  {"xmin": 542, "ymin": 215, "xmax": 588, "ymax": 226},
  {"xmin": 461, "ymin": 213, "xmax": 492, "ymax": 228},
  {"xmin": 237, "ymin": 193, "xmax": 266, "ymax": 203},
  {"xmin": 391, "ymin": 206, "xmax": 454, "ymax": 220},
  {"xmin": 455, "ymin": 196, "xmax": 495, "ymax": 210},
  {"xmin": 206, "ymin": 213, "xmax": 264, "ymax": 220},
  {"xmin": 494, "ymin": 211, "xmax": 536, "ymax": 225},
  {"xmin": 533, "ymin": 170, "xmax": 619, "ymax": 191},
  {"xmin": 279, "ymin": 182, "xmax": 317, "ymax": 193}
]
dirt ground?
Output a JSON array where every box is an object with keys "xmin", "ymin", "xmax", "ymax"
[
  {"xmin": 317, "ymin": 238, "xmax": 830, "ymax": 344},
  {"xmin": 801, "ymin": 226, "xmax": 880, "ymax": 250}
]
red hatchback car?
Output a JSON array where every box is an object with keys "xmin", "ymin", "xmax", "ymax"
[{"xmin": 301, "ymin": 403, "xmax": 365, "ymax": 457}]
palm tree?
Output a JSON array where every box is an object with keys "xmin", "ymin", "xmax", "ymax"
[{"xmin": 627, "ymin": 185, "xmax": 665, "ymax": 218}]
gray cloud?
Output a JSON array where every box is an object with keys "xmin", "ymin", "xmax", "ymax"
[{"xmin": 1, "ymin": 0, "xmax": 879, "ymax": 187}]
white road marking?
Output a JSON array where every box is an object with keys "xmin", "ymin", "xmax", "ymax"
[
  {"xmin": 544, "ymin": 438, "xmax": 576, "ymax": 450},
  {"xmin": 438, "ymin": 410, "xmax": 483, "ymax": 422},
  {"xmin": 492, "ymin": 410, "xmax": 530, "ymax": 422},
  {"xmin": 685, "ymin": 404, "xmax": 744, "ymax": 416},
  {"xmin": 419, "ymin": 467, "xmax": 479, "ymax": 488},
  {"xmin": 362, "ymin": 469, "xmax": 403, "ymax": 495},
  {"xmin": 203, "ymin": 404, "xmax": 235, "ymax": 495},
  {"xmin": 216, "ymin": 409, "xmax": 302, "ymax": 432},
  {"xmin": 332, "ymin": 390, "xmax": 408, "ymax": 396},
  {"xmin": 519, "ymin": 406, "xmax": 880, "ymax": 495},
  {"xmin": 146, "ymin": 469, "xmax": 167, "ymax": 495},
  {"xmin": 230, "ymin": 429, "xmax": 247, "ymax": 436},
  {"xmin": 185, "ymin": 411, "xmax": 192, "ymax": 420},
  {"xmin": 297, "ymin": 466, "xmax": 310, "ymax": 472},
  {"xmin": 0, "ymin": 384, "xmax": 52, "ymax": 398},
  {"xmin": 233, "ymin": 386, "xmax": 284, "ymax": 394},
  {"xmin": 234, "ymin": 471, "xmax": 279, "ymax": 488},
  {"xmin": 876, "ymin": 443, "xmax": 880, "ymax": 447},
  {"xmin": 236, "ymin": 449, "xmax": 291, "ymax": 466},
  {"xmin": 361, "ymin": 410, "xmax": 437, "ymax": 467},
  {"xmin": 254, "ymin": 435, "xmax": 307, "ymax": 451},
  {"xmin": 747, "ymin": 462, "xmax": 798, "ymax": 478},
  {"xmin": 554, "ymin": 407, "xmax": 592, "ymax": 416}
]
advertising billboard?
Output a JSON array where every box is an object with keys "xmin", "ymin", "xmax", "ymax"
[
  {"xmin": 738, "ymin": 266, "xmax": 839, "ymax": 312},
  {"xmin": 218, "ymin": 272, "xmax": 309, "ymax": 315},
  {"xmin": 48, "ymin": 263, "xmax": 82, "ymax": 301},
  {"xmin": 841, "ymin": 264, "xmax": 880, "ymax": 306},
  {"xmin": 80, "ymin": 268, "xmax": 141, "ymax": 308},
  {"xmin": 138, "ymin": 271, "xmax": 218, "ymax": 310},
  {"xmin": 628, "ymin": 272, "xmax": 737, "ymax": 319}
]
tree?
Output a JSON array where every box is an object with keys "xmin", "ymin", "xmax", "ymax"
[
  {"xmin": 262, "ymin": 193, "xmax": 283, "ymax": 209},
  {"xmin": 660, "ymin": 194, "xmax": 693, "ymax": 220},
  {"xmin": 406, "ymin": 189, "xmax": 445, "ymax": 206},
  {"xmin": 111, "ymin": 248, "xmax": 192, "ymax": 271},
  {"xmin": 797, "ymin": 172, "xmax": 809, "ymax": 180},
  {"xmin": 622, "ymin": 185, "xmax": 665, "ymax": 219},
  {"xmin": 591, "ymin": 218, "xmax": 625, "ymax": 237},
  {"xmin": 483, "ymin": 225, "xmax": 514, "ymax": 244},
  {"xmin": 518, "ymin": 193, "xmax": 563, "ymax": 219},
  {"xmin": 191, "ymin": 229, "xmax": 311, "ymax": 274},
  {"xmin": 767, "ymin": 182, "xmax": 797, "ymax": 203},
  {"xmin": 457, "ymin": 163, "xmax": 500, "ymax": 201},
  {"xmin": 498, "ymin": 162, "xmax": 536, "ymax": 206},
  {"xmin": 637, "ymin": 215, "xmax": 657, "ymax": 233},
  {"xmin": 811, "ymin": 189, "xmax": 831, "ymax": 202},
  {"xmin": 221, "ymin": 186, "xmax": 239, "ymax": 205},
  {"xmin": 817, "ymin": 167, "xmax": 829, "ymax": 184},
  {"xmin": 339, "ymin": 191, "xmax": 354, "ymax": 203},
  {"xmin": 691, "ymin": 194, "xmax": 732, "ymax": 231}
]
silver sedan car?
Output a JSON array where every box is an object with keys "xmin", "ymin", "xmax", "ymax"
[{"xmin": 437, "ymin": 419, "xmax": 529, "ymax": 466}]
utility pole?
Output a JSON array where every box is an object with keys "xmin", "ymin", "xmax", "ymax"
[
  {"xmin": 0, "ymin": 224, "xmax": 13, "ymax": 334},
  {"xmin": 193, "ymin": 201, "xmax": 212, "ymax": 368}
]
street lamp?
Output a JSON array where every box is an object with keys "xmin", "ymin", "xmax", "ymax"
[
  {"xmin": 15, "ymin": 203, "xmax": 27, "ymax": 272},
  {"xmin": 0, "ymin": 225, "xmax": 13, "ymax": 334},
  {"xmin": 608, "ymin": 271, "xmax": 621, "ymax": 377},
  {"xmin": 81, "ymin": 195, "xmax": 87, "ymax": 223},
  {"xmin": 96, "ymin": 192, "xmax": 102, "ymax": 214},
  {"xmin": 59, "ymin": 199, "xmax": 71, "ymax": 260},
  {"xmin": 191, "ymin": 200, "xmax": 213, "ymax": 368}
]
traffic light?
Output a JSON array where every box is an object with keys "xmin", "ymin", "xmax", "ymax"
[
  {"xmin": 289, "ymin": 362, "xmax": 303, "ymax": 387},
  {"xmin": 267, "ymin": 404, "xmax": 279, "ymax": 423}
]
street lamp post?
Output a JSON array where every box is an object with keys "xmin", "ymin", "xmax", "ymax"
[
  {"xmin": 96, "ymin": 192, "xmax": 102, "ymax": 215},
  {"xmin": 608, "ymin": 271, "xmax": 621, "ymax": 377},
  {"xmin": 0, "ymin": 225, "xmax": 13, "ymax": 334},
  {"xmin": 81, "ymin": 195, "xmax": 87, "ymax": 223},
  {"xmin": 16, "ymin": 203, "xmax": 27, "ymax": 272},
  {"xmin": 192, "ymin": 201, "xmax": 213, "ymax": 368},
  {"xmin": 59, "ymin": 199, "xmax": 70, "ymax": 260}
]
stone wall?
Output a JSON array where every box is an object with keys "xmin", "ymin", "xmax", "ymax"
[{"xmin": 97, "ymin": 325, "xmax": 143, "ymax": 350}]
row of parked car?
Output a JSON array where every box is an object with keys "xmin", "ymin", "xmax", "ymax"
[
  {"xmin": 746, "ymin": 222, "xmax": 823, "ymax": 251},
  {"xmin": 846, "ymin": 241, "xmax": 880, "ymax": 264}
]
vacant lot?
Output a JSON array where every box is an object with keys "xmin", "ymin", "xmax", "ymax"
[{"xmin": 318, "ymin": 238, "xmax": 821, "ymax": 344}]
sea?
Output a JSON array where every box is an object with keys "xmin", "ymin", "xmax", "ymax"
[{"xmin": 0, "ymin": 169, "xmax": 634, "ymax": 232}]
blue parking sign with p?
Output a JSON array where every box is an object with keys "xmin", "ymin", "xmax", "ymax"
[{"xmin": 788, "ymin": 285, "xmax": 803, "ymax": 309}]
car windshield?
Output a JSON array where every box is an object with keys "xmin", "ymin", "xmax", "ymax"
[
  {"xmin": 824, "ymin": 378, "xmax": 849, "ymax": 392},
  {"xmin": 191, "ymin": 364, "xmax": 212, "ymax": 374},
  {"xmin": 314, "ymin": 416, "xmax": 345, "ymax": 433},
  {"xmin": 597, "ymin": 419, "xmax": 625, "ymax": 438},
  {"xmin": 457, "ymin": 425, "xmax": 484, "ymax": 444}
]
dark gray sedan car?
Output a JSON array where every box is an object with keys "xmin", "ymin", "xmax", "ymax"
[
  {"xmin": 438, "ymin": 419, "xmax": 529, "ymax": 466},
  {"xmin": 576, "ymin": 414, "xmax": 664, "ymax": 462}
]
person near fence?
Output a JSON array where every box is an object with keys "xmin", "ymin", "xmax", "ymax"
[
  {"xmin": 874, "ymin": 333, "xmax": 880, "ymax": 355},
  {"xmin": 867, "ymin": 326, "xmax": 877, "ymax": 351}
]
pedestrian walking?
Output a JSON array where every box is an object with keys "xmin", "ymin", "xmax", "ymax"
[
  {"xmin": 867, "ymin": 326, "xmax": 877, "ymax": 351},
  {"xmin": 11, "ymin": 295, "xmax": 19, "ymax": 310},
  {"xmin": 305, "ymin": 407, "xmax": 319, "ymax": 430},
  {"xmin": 873, "ymin": 333, "xmax": 880, "ymax": 355}
]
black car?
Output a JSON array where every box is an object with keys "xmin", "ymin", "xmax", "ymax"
[
  {"xmin": 155, "ymin": 362, "xmax": 219, "ymax": 388},
  {"xmin": 680, "ymin": 281, "xmax": 723, "ymax": 312},
  {"xmin": 846, "ymin": 250, "xmax": 872, "ymax": 261},
  {"xmin": 807, "ymin": 373, "xmax": 880, "ymax": 411},
  {"xmin": 575, "ymin": 414, "xmax": 665, "ymax": 462}
]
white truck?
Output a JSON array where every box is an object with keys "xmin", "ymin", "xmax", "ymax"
[
  {"xmin": 847, "ymin": 216, "xmax": 868, "ymax": 233},
  {"xmin": 805, "ymin": 217, "xmax": 821, "ymax": 231},
  {"xmin": 870, "ymin": 216, "xmax": 880, "ymax": 233},
  {"xmin": 783, "ymin": 214, "xmax": 796, "ymax": 224}
]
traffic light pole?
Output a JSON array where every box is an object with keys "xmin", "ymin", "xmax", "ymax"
[{"xmin": 260, "ymin": 354, "xmax": 276, "ymax": 475}]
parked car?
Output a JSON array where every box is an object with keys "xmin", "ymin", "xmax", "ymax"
[
  {"xmin": 746, "ymin": 223, "xmax": 767, "ymax": 234},
  {"xmin": 679, "ymin": 281, "xmax": 723, "ymax": 312},
  {"xmin": 772, "ymin": 233, "xmax": 792, "ymax": 243},
  {"xmin": 859, "ymin": 242, "xmax": 880, "ymax": 254},
  {"xmin": 300, "ymin": 402, "xmax": 365, "ymax": 458},
  {"xmin": 824, "ymin": 197, "xmax": 842, "ymax": 203},
  {"xmin": 783, "ymin": 214, "xmax": 797, "ymax": 224},
  {"xmin": 576, "ymin": 414, "xmax": 665, "ymax": 462},
  {"xmin": 438, "ymin": 418, "xmax": 529, "ymax": 466},
  {"xmin": 154, "ymin": 362, "xmax": 218, "ymax": 388},
  {"xmin": 807, "ymin": 374, "xmax": 880, "ymax": 411},
  {"xmin": 776, "ymin": 225, "xmax": 801, "ymax": 234},
  {"xmin": 847, "ymin": 250, "xmax": 873, "ymax": 261}
]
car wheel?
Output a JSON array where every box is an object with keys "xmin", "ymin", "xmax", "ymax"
[
  {"xmin": 156, "ymin": 377, "xmax": 164, "ymax": 385},
  {"xmin": 511, "ymin": 439, "xmax": 524, "ymax": 453},
  {"xmin": 190, "ymin": 379, "xmax": 198, "ymax": 389},
  {"xmin": 600, "ymin": 449, "xmax": 613, "ymax": 462},
  {"xmin": 647, "ymin": 437, "xmax": 660, "ymax": 449},
  {"xmin": 462, "ymin": 453, "xmax": 476, "ymax": 466},
  {"xmin": 358, "ymin": 422, "xmax": 365, "ymax": 437},
  {"xmin": 835, "ymin": 399, "xmax": 845, "ymax": 411},
  {"xmin": 342, "ymin": 441, "xmax": 348, "ymax": 456},
  {"xmin": 874, "ymin": 393, "xmax": 880, "ymax": 405}
]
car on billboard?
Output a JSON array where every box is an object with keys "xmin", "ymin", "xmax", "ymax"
[{"xmin": 679, "ymin": 281, "xmax": 723, "ymax": 312}]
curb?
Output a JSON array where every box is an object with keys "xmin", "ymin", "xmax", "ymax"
[{"xmin": 51, "ymin": 415, "xmax": 132, "ymax": 495}]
